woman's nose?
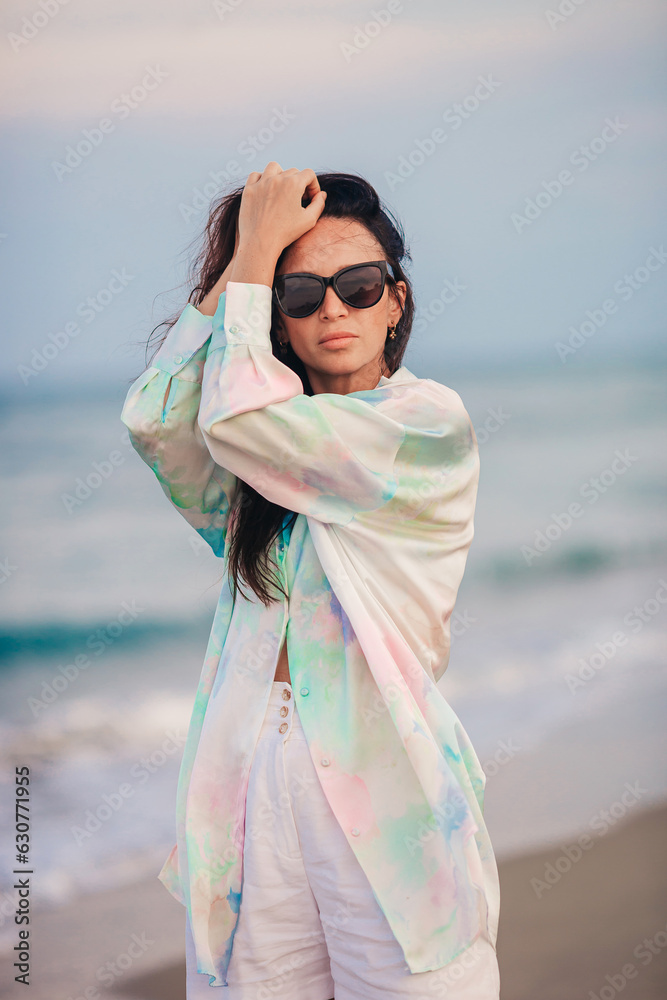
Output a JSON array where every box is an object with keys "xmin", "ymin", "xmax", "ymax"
[{"xmin": 319, "ymin": 285, "xmax": 348, "ymax": 318}]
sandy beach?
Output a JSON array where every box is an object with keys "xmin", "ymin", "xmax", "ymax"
[{"xmin": 3, "ymin": 801, "xmax": 665, "ymax": 1000}]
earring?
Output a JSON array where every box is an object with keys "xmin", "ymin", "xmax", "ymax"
[
  {"xmin": 279, "ymin": 340, "xmax": 288, "ymax": 354},
  {"xmin": 387, "ymin": 325, "xmax": 397, "ymax": 340}
]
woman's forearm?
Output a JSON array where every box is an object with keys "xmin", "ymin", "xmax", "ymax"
[
  {"xmin": 196, "ymin": 241, "xmax": 280, "ymax": 317},
  {"xmin": 227, "ymin": 241, "xmax": 281, "ymax": 289},
  {"xmin": 196, "ymin": 259, "xmax": 236, "ymax": 317}
]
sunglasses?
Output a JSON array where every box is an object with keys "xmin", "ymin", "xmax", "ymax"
[{"xmin": 273, "ymin": 260, "xmax": 394, "ymax": 318}]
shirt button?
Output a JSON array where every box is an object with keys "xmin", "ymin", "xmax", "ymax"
[
  {"xmin": 279, "ymin": 722, "xmax": 288, "ymax": 734},
  {"xmin": 300, "ymin": 687, "xmax": 309, "ymax": 697},
  {"xmin": 282, "ymin": 689, "xmax": 291, "ymax": 701},
  {"xmin": 351, "ymin": 828, "xmax": 360, "ymax": 837},
  {"xmin": 279, "ymin": 705, "xmax": 288, "ymax": 717},
  {"xmin": 229, "ymin": 325, "xmax": 239, "ymax": 334},
  {"xmin": 320, "ymin": 757, "xmax": 330, "ymax": 767},
  {"xmin": 172, "ymin": 354, "xmax": 183, "ymax": 365}
]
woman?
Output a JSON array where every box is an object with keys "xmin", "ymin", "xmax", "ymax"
[{"xmin": 121, "ymin": 164, "xmax": 501, "ymax": 998}]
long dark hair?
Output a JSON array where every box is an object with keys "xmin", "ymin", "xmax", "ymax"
[{"xmin": 135, "ymin": 171, "xmax": 415, "ymax": 607}]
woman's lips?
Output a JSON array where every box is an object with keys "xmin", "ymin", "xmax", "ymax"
[{"xmin": 319, "ymin": 333, "xmax": 358, "ymax": 347}]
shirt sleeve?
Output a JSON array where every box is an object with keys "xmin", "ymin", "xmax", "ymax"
[
  {"xmin": 120, "ymin": 301, "xmax": 238, "ymax": 556},
  {"xmin": 197, "ymin": 281, "xmax": 477, "ymax": 526}
]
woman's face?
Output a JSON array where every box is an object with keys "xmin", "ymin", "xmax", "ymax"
[{"xmin": 273, "ymin": 216, "xmax": 406, "ymax": 391}]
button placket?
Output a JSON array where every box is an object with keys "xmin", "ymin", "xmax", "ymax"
[{"xmin": 279, "ymin": 686, "xmax": 293, "ymax": 737}]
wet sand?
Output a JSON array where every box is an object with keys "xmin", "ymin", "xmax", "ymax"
[{"xmin": 7, "ymin": 803, "xmax": 667, "ymax": 1000}]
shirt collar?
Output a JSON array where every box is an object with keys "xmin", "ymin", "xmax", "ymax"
[{"xmin": 376, "ymin": 364, "xmax": 419, "ymax": 388}]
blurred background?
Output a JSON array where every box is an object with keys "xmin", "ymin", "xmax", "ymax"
[{"xmin": 1, "ymin": 0, "xmax": 665, "ymax": 997}]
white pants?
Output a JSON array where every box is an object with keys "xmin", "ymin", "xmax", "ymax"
[{"xmin": 186, "ymin": 681, "xmax": 500, "ymax": 999}]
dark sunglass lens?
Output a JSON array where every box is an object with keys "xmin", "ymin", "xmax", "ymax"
[
  {"xmin": 337, "ymin": 265, "xmax": 383, "ymax": 308},
  {"xmin": 278, "ymin": 275, "xmax": 322, "ymax": 317}
]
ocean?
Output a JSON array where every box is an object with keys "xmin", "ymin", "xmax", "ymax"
[{"xmin": 1, "ymin": 359, "xmax": 665, "ymax": 943}]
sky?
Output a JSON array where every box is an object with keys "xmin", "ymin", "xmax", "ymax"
[{"xmin": 1, "ymin": 0, "xmax": 665, "ymax": 396}]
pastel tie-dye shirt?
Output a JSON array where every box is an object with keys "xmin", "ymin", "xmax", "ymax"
[{"xmin": 120, "ymin": 281, "xmax": 500, "ymax": 987}]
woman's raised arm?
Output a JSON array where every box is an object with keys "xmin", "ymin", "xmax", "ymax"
[{"xmin": 120, "ymin": 293, "xmax": 238, "ymax": 558}]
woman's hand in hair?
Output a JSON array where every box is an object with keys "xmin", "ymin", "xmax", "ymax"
[{"xmin": 230, "ymin": 163, "xmax": 327, "ymax": 285}]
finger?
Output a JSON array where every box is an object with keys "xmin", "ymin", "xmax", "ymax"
[
  {"xmin": 299, "ymin": 168, "xmax": 320, "ymax": 202},
  {"xmin": 245, "ymin": 171, "xmax": 262, "ymax": 186},
  {"xmin": 261, "ymin": 161, "xmax": 283, "ymax": 175},
  {"xmin": 302, "ymin": 188, "xmax": 327, "ymax": 222}
]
